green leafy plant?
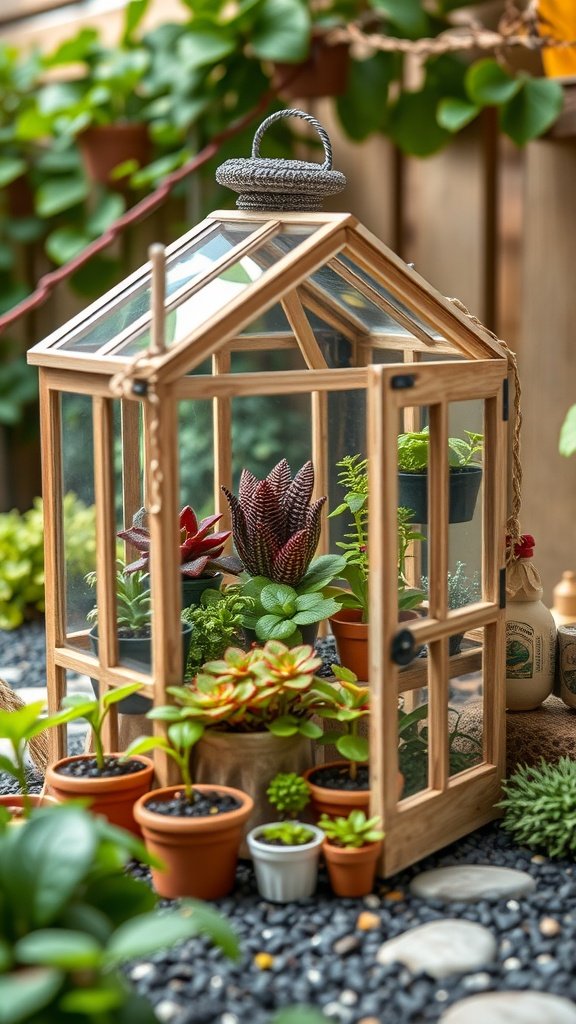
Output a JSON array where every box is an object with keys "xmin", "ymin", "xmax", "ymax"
[
  {"xmin": 166, "ymin": 640, "xmax": 325, "ymax": 740},
  {"xmin": 498, "ymin": 757, "xmax": 576, "ymax": 858},
  {"xmin": 258, "ymin": 821, "xmax": 316, "ymax": 846},
  {"xmin": 124, "ymin": 714, "xmax": 204, "ymax": 804},
  {"xmin": 421, "ymin": 560, "xmax": 481, "ymax": 610},
  {"xmin": 311, "ymin": 663, "xmax": 369, "ymax": 780},
  {"xmin": 319, "ymin": 808, "xmax": 384, "ymax": 848},
  {"xmin": 0, "ymin": 804, "xmax": 238, "ymax": 1023},
  {"xmin": 266, "ymin": 771, "xmax": 311, "ymax": 819},
  {"xmin": 0, "ymin": 701, "xmax": 78, "ymax": 817},
  {"xmin": 60, "ymin": 683, "xmax": 144, "ymax": 772},
  {"xmin": 398, "ymin": 701, "xmax": 483, "ymax": 797},
  {"xmin": 86, "ymin": 563, "xmax": 151, "ymax": 635},
  {"xmin": 397, "ymin": 426, "xmax": 484, "ymax": 472},
  {"xmin": 181, "ymin": 589, "xmax": 253, "ymax": 676},
  {"xmin": 222, "ymin": 459, "xmax": 326, "ymax": 587}
]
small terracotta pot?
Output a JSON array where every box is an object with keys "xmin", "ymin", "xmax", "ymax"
[
  {"xmin": 323, "ymin": 839, "xmax": 383, "ymax": 898},
  {"xmin": 0, "ymin": 794, "xmax": 57, "ymax": 820},
  {"xmin": 78, "ymin": 123, "xmax": 152, "ymax": 188},
  {"xmin": 133, "ymin": 784, "xmax": 254, "ymax": 900},
  {"xmin": 272, "ymin": 33, "xmax": 350, "ymax": 98},
  {"xmin": 303, "ymin": 760, "xmax": 370, "ymax": 820},
  {"xmin": 46, "ymin": 754, "xmax": 154, "ymax": 836},
  {"xmin": 329, "ymin": 608, "xmax": 368, "ymax": 681}
]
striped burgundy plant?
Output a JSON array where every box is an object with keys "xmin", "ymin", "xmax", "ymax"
[{"xmin": 221, "ymin": 460, "xmax": 325, "ymax": 587}]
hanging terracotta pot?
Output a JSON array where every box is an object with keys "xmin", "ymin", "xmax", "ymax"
[
  {"xmin": 45, "ymin": 753, "xmax": 154, "ymax": 835},
  {"xmin": 323, "ymin": 839, "xmax": 383, "ymax": 898},
  {"xmin": 133, "ymin": 784, "xmax": 254, "ymax": 900},
  {"xmin": 272, "ymin": 32, "xmax": 350, "ymax": 99},
  {"xmin": 193, "ymin": 730, "xmax": 312, "ymax": 853},
  {"xmin": 78, "ymin": 123, "xmax": 152, "ymax": 188}
]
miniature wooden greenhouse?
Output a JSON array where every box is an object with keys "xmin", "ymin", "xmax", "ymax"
[{"xmin": 28, "ymin": 111, "xmax": 509, "ymax": 875}]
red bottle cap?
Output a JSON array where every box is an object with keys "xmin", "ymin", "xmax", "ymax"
[{"xmin": 506, "ymin": 534, "xmax": 535, "ymax": 559}]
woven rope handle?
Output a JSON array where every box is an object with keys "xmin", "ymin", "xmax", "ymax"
[{"xmin": 251, "ymin": 109, "xmax": 333, "ymax": 171}]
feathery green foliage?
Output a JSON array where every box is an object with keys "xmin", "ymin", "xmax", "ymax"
[{"xmin": 498, "ymin": 757, "xmax": 576, "ymax": 858}]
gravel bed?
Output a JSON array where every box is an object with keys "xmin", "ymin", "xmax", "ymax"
[{"xmin": 2, "ymin": 625, "xmax": 576, "ymax": 1023}]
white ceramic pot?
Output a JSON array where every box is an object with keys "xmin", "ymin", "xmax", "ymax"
[{"xmin": 246, "ymin": 821, "xmax": 325, "ymax": 903}]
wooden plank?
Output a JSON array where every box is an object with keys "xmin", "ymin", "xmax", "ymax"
[
  {"xmin": 213, "ymin": 350, "xmax": 232, "ymax": 532},
  {"xmin": 36, "ymin": 368, "xmax": 117, "ymax": 397},
  {"xmin": 211, "ymin": 210, "xmax": 353, "ymax": 226},
  {"xmin": 482, "ymin": 389, "xmax": 507, "ymax": 768},
  {"xmin": 428, "ymin": 638, "xmax": 449, "ymax": 792},
  {"xmin": 120, "ymin": 400, "xmax": 142, "ymax": 561},
  {"xmin": 281, "ymin": 291, "xmax": 329, "ymax": 371},
  {"xmin": 428, "ymin": 402, "xmax": 449, "ymax": 620},
  {"xmin": 375, "ymin": 359, "xmax": 505, "ymax": 407},
  {"xmin": 55, "ymin": 645, "xmax": 153, "ymax": 689},
  {"xmin": 173, "ymin": 366, "xmax": 368, "ymax": 399},
  {"xmin": 39, "ymin": 373, "xmax": 68, "ymax": 762},
  {"xmin": 92, "ymin": 396, "xmax": 119, "ymax": 752},
  {"xmin": 398, "ymin": 644, "xmax": 483, "ymax": 695}
]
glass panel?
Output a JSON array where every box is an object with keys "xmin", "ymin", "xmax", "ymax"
[
  {"xmin": 239, "ymin": 303, "xmax": 290, "ymax": 335},
  {"xmin": 397, "ymin": 403, "xmax": 430, "ymax": 622},
  {"xmin": 115, "ymin": 227, "xmax": 318, "ymax": 358},
  {"xmin": 448, "ymin": 399, "xmax": 484, "ymax": 603},
  {"xmin": 398, "ymin": 686, "xmax": 429, "ymax": 799},
  {"xmin": 448, "ymin": 626, "xmax": 484, "ymax": 778},
  {"xmin": 230, "ymin": 346, "xmax": 307, "ymax": 373},
  {"xmin": 178, "ymin": 399, "xmax": 214, "ymax": 519},
  {"xmin": 57, "ymin": 221, "xmax": 269, "ymax": 355},
  {"xmin": 230, "ymin": 392, "xmax": 311, "ymax": 491},
  {"xmin": 61, "ymin": 394, "xmax": 97, "ymax": 649}
]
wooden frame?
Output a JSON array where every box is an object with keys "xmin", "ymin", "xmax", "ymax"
[{"xmin": 30, "ymin": 208, "xmax": 510, "ymax": 869}]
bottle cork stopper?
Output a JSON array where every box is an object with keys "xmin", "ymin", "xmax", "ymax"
[{"xmin": 553, "ymin": 570, "xmax": 576, "ymax": 617}]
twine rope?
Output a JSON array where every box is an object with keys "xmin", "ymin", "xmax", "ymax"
[
  {"xmin": 447, "ymin": 297, "xmax": 523, "ymax": 565},
  {"xmin": 110, "ymin": 356, "xmax": 164, "ymax": 514},
  {"xmin": 0, "ymin": 678, "xmax": 49, "ymax": 773}
]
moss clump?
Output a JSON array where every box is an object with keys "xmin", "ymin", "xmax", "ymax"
[{"xmin": 498, "ymin": 757, "xmax": 576, "ymax": 858}]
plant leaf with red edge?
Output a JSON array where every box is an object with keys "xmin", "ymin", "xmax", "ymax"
[
  {"xmin": 123, "ymin": 556, "xmax": 150, "ymax": 574},
  {"xmin": 179, "ymin": 505, "xmax": 198, "ymax": 536},
  {"xmin": 117, "ymin": 527, "xmax": 151, "ymax": 551},
  {"xmin": 181, "ymin": 555, "xmax": 211, "ymax": 577}
]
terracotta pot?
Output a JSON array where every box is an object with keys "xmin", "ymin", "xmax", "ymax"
[
  {"xmin": 303, "ymin": 760, "xmax": 370, "ymax": 819},
  {"xmin": 78, "ymin": 123, "xmax": 152, "ymax": 188},
  {"xmin": 329, "ymin": 608, "xmax": 368, "ymax": 681},
  {"xmin": 133, "ymin": 784, "xmax": 254, "ymax": 900},
  {"xmin": 193, "ymin": 731, "xmax": 312, "ymax": 854},
  {"xmin": 46, "ymin": 754, "xmax": 154, "ymax": 836},
  {"xmin": 0, "ymin": 794, "xmax": 57, "ymax": 820},
  {"xmin": 272, "ymin": 33, "xmax": 350, "ymax": 98},
  {"xmin": 323, "ymin": 839, "xmax": 383, "ymax": 898}
]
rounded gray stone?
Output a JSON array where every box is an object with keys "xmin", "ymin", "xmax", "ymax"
[
  {"xmin": 376, "ymin": 919, "xmax": 497, "ymax": 979},
  {"xmin": 410, "ymin": 865, "xmax": 536, "ymax": 903},
  {"xmin": 440, "ymin": 992, "xmax": 576, "ymax": 1023}
]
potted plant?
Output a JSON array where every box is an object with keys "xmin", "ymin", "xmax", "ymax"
[
  {"xmin": 421, "ymin": 560, "xmax": 481, "ymax": 655},
  {"xmin": 126, "ymin": 714, "xmax": 253, "ymax": 900},
  {"xmin": 118, "ymin": 504, "xmax": 242, "ymax": 610},
  {"xmin": 327, "ymin": 455, "xmax": 425, "ymax": 679},
  {"xmin": 45, "ymin": 683, "xmax": 155, "ymax": 834},
  {"xmin": 319, "ymin": 809, "xmax": 384, "ymax": 898},
  {"xmin": 0, "ymin": 700, "xmax": 76, "ymax": 818},
  {"xmin": 222, "ymin": 459, "xmax": 345, "ymax": 648},
  {"xmin": 397, "ymin": 426, "xmax": 484, "ymax": 524},
  {"xmin": 246, "ymin": 772, "xmax": 324, "ymax": 902},
  {"xmin": 181, "ymin": 588, "xmax": 253, "ymax": 677},
  {"xmin": 86, "ymin": 561, "xmax": 194, "ymax": 711},
  {"xmin": 165, "ymin": 640, "xmax": 324, "ymax": 839},
  {"xmin": 0, "ymin": 803, "xmax": 239, "ymax": 1023}
]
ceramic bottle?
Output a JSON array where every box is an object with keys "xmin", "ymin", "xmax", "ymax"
[{"xmin": 505, "ymin": 535, "xmax": 556, "ymax": 711}]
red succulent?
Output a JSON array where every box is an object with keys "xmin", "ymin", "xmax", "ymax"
[{"xmin": 118, "ymin": 505, "xmax": 243, "ymax": 578}]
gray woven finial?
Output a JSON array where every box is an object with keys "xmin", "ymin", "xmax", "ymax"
[{"xmin": 215, "ymin": 108, "xmax": 347, "ymax": 212}]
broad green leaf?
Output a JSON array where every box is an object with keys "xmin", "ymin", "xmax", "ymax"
[
  {"xmin": 298, "ymin": 719, "xmax": 322, "ymax": 739},
  {"xmin": 371, "ymin": 0, "xmax": 429, "ymax": 38},
  {"xmin": 86, "ymin": 192, "xmax": 125, "ymax": 236},
  {"xmin": 465, "ymin": 59, "xmax": 521, "ymax": 106},
  {"xmin": 79, "ymin": 874, "xmax": 156, "ymax": 928},
  {"xmin": 0, "ymin": 939, "xmax": 11, "ymax": 971},
  {"xmin": 560, "ymin": 405, "xmax": 576, "ymax": 457},
  {"xmin": 337, "ymin": 734, "xmax": 369, "ymax": 762},
  {"xmin": 336, "ymin": 52, "xmax": 397, "ymax": 141},
  {"xmin": 105, "ymin": 904, "xmax": 239, "ymax": 963},
  {"xmin": 255, "ymin": 615, "xmax": 295, "ymax": 641},
  {"xmin": 15, "ymin": 930, "xmax": 102, "ymax": 970},
  {"xmin": 389, "ymin": 89, "xmax": 451, "ymax": 157},
  {"xmin": 60, "ymin": 985, "xmax": 124, "ymax": 1014},
  {"xmin": 102, "ymin": 682, "xmax": 143, "ymax": 708},
  {"xmin": 167, "ymin": 719, "xmax": 204, "ymax": 751},
  {"xmin": 44, "ymin": 28, "xmax": 99, "ymax": 66},
  {"xmin": 437, "ymin": 97, "xmax": 480, "ymax": 133},
  {"xmin": 122, "ymin": 0, "xmax": 152, "ymax": 44},
  {"xmin": 0, "ymin": 968, "xmax": 63, "ymax": 1024},
  {"xmin": 45, "ymin": 226, "xmax": 90, "ymax": 266},
  {"xmin": 35, "ymin": 175, "xmax": 88, "ymax": 217},
  {"xmin": 268, "ymin": 716, "xmax": 299, "ymax": 737},
  {"xmin": 177, "ymin": 29, "xmax": 236, "ymax": 69},
  {"xmin": 260, "ymin": 583, "xmax": 296, "ymax": 613},
  {"xmin": 251, "ymin": 0, "xmax": 311, "ymax": 62},
  {"xmin": 0, "ymin": 701, "xmax": 46, "ymax": 743},
  {"xmin": 298, "ymin": 554, "xmax": 347, "ymax": 593},
  {"xmin": 17, "ymin": 808, "xmax": 98, "ymax": 926},
  {"xmin": 0, "ymin": 157, "xmax": 26, "ymax": 188},
  {"xmin": 293, "ymin": 598, "xmax": 339, "ymax": 625},
  {"xmin": 500, "ymin": 77, "xmax": 564, "ymax": 146}
]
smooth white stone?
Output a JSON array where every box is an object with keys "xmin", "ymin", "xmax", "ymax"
[
  {"xmin": 440, "ymin": 992, "xmax": 576, "ymax": 1023},
  {"xmin": 129, "ymin": 962, "xmax": 155, "ymax": 980},
  {"xmin": 410, "ymin": 865, "xmax": 535, "ymax": 903},
  {"xmin": 376, "ymin": 919, "xmax": 496, "ymax": 979},
  {"xmin": 154, "ymin": 1000, "xmax": 181, "ymax": 1022}
]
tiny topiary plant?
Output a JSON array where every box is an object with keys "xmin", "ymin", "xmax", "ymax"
[
  {"xmin": 258, "ymin": 822, "xmax": 316, "ymax": 847},
  {"xmin": 319, "ymin": 809, "xmax": 384, "ymax": 849},
  {"xmin": 498, "ymin": 757, "xmax": 576, "ymax": 858},
  {"xmin": 267, "ymin": 772, "xmax": 311, "ymax": 819}
]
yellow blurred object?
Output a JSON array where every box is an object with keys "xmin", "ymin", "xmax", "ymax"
[{"xmin": 539, "ymin": 0, "xmax": 576, "ymax": 77}]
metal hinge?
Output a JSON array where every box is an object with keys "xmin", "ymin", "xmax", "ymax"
[
  {"xmin": 499, "ymin": 567, "xmax": 507, "ymax": 609},
  {"xmin": 502, "ymin": 378, "xmax": 509, "ymax": 421},
  {"xmin": 391, "ymin": 374, "xmax": 415, "ymax": 390}
]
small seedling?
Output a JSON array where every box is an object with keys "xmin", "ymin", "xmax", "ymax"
[
  {"xmin": 319, "ymin": 809, "xmax": 384, "ymax": 849},
  {"xmin": 0, "ymin": 701, "xmax": 77, "ymax": 816},
  {"xmin": 311, "ymin": 664, "xmax": 369, "ymax": 780},
  {"xmin": 61, "ymin": 682, "xmax": 143, "ymax": 772},
  {"xmin": 258, "ymin": 822, "xmax": 316, "ymax": 846},
  {"xmin": 266, "ymin": 772, "xmax": 310, "ymax": 819},
  {"xmin": 124, "ymin": 706, "xmax": 205, "ymax": 803}
]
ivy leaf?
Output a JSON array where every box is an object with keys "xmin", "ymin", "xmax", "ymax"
[
  {"xmin": 437, "ymin": 97, "xmax": 480, "ymax": 133},
  {"xmin": 0, "ymin": 157, "xmax": 26, "ymax": 188},
  {"xmin": 251, "ymin": 0, "xmax": 311, "ymax": 63},
  {"xmin": 336, "ymin": 53, "xmax": 397, "ymax": 141},
  {"xmin": 336, "ymin": 734, "xmax": 369, "ymax": 762},
  {"xmin": 45, "ymin": 226, "xmax": 90, "ymax": 266},
  {"xmin": 35, "ymin": 175, "xmax": 88, "ymax": 217},
  {"xmin": 389, "ymin": 89, "xmax": 451, "ymax": 157},
  {"xmin": 177, "ymin": 29, "xmax": 236, "ymax": 70},
  {"xmin": 371, "ymin": 0, "xmax": 430, "ymax": 39},
  {"xmin": 559, "ymin": 405, "xmax": 576, "ymax": 457},
  {"xmin": 465, "ymin": 59, "xmax": 522, "ymax": 107},
  {"xmin": 86, "ymin": 192, "xmax": 125, "ymax": 237},
  {"xmin": 500, "ymin": 77, "xmax": 564, "ymax": 146}
]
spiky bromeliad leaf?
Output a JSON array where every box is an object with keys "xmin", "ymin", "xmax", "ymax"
[
  {"xmin": 498, "ymin": 757, "xmax": 576, "ymax": 859},
  {"xmin": 222, "ymin": 460, "xmax": 325, "ymax": 587}
]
